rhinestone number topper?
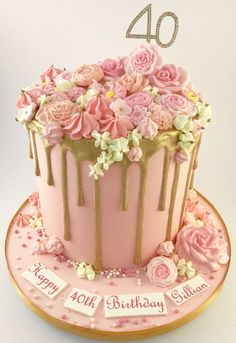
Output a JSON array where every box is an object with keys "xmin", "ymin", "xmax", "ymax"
[{"xmin": 126, "ymin": 3, "xmax": 179, "ymax": 48}]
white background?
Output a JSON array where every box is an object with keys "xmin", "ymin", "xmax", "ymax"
[{"xmin": 0, "ymin": 0, "xmax": 236, "ymax": 342}]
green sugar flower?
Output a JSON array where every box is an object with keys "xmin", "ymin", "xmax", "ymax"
[
  {"xmin": 128, "ymin": 129, "xmax": 142, "ymax": 147},
  {"xmin": 91, "ymin": 131, "xmax": 112, "ymax": 150},
  {"xmin": 173, "ymin": 115, "xmax": 194, "ymax": 133},
  {"xmin": 177, "ymin": 258, "xmax": 196, "ymax": 279}
]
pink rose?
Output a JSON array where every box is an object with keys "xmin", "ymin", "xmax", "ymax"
[
  {"xmin": 137, "ymin": 116, "xmax": 158, "ymax": 139},
  {"xmin": 35, "ymin": 100, "xmax": 79, "ymax": 125},
  {"xmin": 29, "ymin": 192, "xmax": 40, "ymax": 207},
  {"xmin": 157, "ymin": 241, "xmax": 175, "ymax": 257},
  {"xmin": 40, "ymin": 65, "xmax": 63, "ymax": 83},
  {"xmin": 149, "ymin": 104, "xmax": 173, "ymax": 130},
  {"xmin": 42, "ymin": 122, "xmax": 64, "ymax": 145},
  {"xmin": 125, "ymin": 44, "xmax": 162, "ymax": 75},
  {"xmin": 73, "ymin": 64, "xmax": 104, "ymax": 86},
  {"xmin": 86, "ymin": 95, "xmax": 112, "ymax": 120},
  {"xmin": 66, "ymin": 86, "xmax": 85, "ymax": 102},
  {"xmin": 146, "ymin": 256, "xmax": 178, "ymax": 287},
  {"xmin": 100, "ymin": 114, "xmax": 134, "ymax": 138},
  {"xmin": 127, "ymin": 146, "xmax": 143, "ymax": 162},
  {"xmin": 156, "ymin": 94, "xmax": 197, "ymax": 117},
  {"xmin": 149, "ymin": 64, "xmax": 189, "ymax": 94},
  {"xmin": 99, "ymin": 57, "xmax": 125, "ymax": 77},
  {"xmin": 176, "ymin": 225, "xmax": 229, "ymax": 272},
  {"xmin": 63, "ymin": 112, "xmax": 99, "ymax": 139},
  {"xmin": 125, "ymin": 92, "xmax": 152, "ymax": 108},
  {"xmin": 120, "ymin": 73, "xmax": 149, "ymax": 93}
]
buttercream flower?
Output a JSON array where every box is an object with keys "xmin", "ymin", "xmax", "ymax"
[
  {"xmin": 33, "ymin": 237, "xmax": 48, "ymax": 255},
  {"xmin": 178, "ymin": 132, "xmax": 195, "ymax": 150},
  {"xmin": 149, "ymin": 64, "xmax": 189, "ymax": 94},
  {"xmin": 173, "ymin": 115, "xmax": 194, "ymax": 133},
  {"xmin": 125, "ymin": 92, "xmax": 152, "ymax": 108},
  {"xmin": 89, "ymin": 163, "xmax": 104, "ymax": 179},
  {"xmin": 66, "ymin": 86, "xmax": 85, "ymax": 102},
  {"xmin": 18, "ymin": 87, "xmax": 45, "ymax": 106},
  {"xmin": 156, "ymin": 94, "xmax": 197, "ymax": 117},
  {"xmin": 175, "ymin": 150, "xmax": 189, "ymax": 164},
  {"xmin": 149, "ymin": 104, "xmax": 173, "ymax": 130},
  {"xmin": 175, "ymin": 225, "xmax": 229, "ymax": 272},
  {"xmin": 77, "ymin": 88, "xmax": 100, "ymax": 109},
  {"xmin": 14, "ymin": 213, "xmax": 31, "ymax": 227},
  {"xmin": 44, "ymin": 83, "xmax": 56, "ymax": 96},
  {"xmin": 73, "ymin": 64, "xmax": 104, "ymax": 86},
  {"xmin": 17, "ymin": 91, "xmax": 33, "ymax": 109},
  {"xmin": 46, "ymin": 236, "xmax": 64, "ymax": 255},
  {"xmin": 49, "ymin": 91, "xmax": 68, "ymax": 102},
  {"xmin": 137, "ymin": 116, "xmax": 158, "ymax": 139},
  {"xmin": 127, "ymin": 146, "xmax": 143, "ymax": 162},
  {"xmin": 125, "ymin": 44, "xmax": 162, "ymax": 75},
  {"xmin": 110, "ymin": 99, "xmax": 132, "ymax": 116},
  {"xmin": 42, "ymin": 122, "xmax": 64, "ymax": 145},
  {"xmin": 176, "ymin": 259, "xmax": 196, "ymax": 279},
  {"xmin": 106, "ymin": 82, "xmax": 127, "ymax": 99},
  {"xmin": 120, "ymin": 73, "xmax": 149, "ymax": 93},
  {"xmin": 99, "ymin": 57, "xmax": 125, "ymax": 77},
  {"xmin": 157, "ymin": 241, "xmax": 174, "ymax": 257},
  {"xmin": 29, "ymin": 215, "xmax": 43, "ymax": 228},
  {"xmin": 29, "ymin": 192, "xmax": 40, "ymax": 207},
  {"xmin": 129, "ymin": 105, "xmax": 149, "ymax": 126},
  {"xmin": 40, "ymin": 65, "xmax": 63, "ymax": 84},
  {"xmin": 108, "ymin": 137, "xmax": 129, "ymax": 161},
  {"xmin": 146, "ymin": 256, "xmax": 178, "ymax": 287},
  {"xmin": 63, "ymin": 112, "xmax": 99, "ymax": 140},
  {"xmin": 86, "ymin": 95, "xmax": 112, "ymax": 119},
  {"xmin": 100, "ymin": 113, "xmax": 134, "ymax": 139},
  {"xmin": 127, "ymin": 129, "xmax": 142, "ymax": 146},
  {"xmin": 35, "ymin": 100, "xmax": 79, "ymax": 125},
  {"xmin": 91, "ymin": 131, "xmax": 112, "ymax": 150},
  {"xmin": 196, "ymin": 102, "xmax": 212, "ymax": 128},
  {"xmin": 16, "ymin": 103, "xmax": 37, "ymax": 123}
]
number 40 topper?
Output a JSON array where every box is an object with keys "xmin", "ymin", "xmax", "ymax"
[{"xmin": 126, "ymin": 3, "xmax": 179, "ymax": 48}]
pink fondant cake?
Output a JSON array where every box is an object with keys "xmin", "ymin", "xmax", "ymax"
[{"xmin": 12, "ymin": 44, "xmax": 230, "ymax": 337}]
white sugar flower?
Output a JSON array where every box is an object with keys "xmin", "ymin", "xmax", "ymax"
[
  {"xmin": 110, "ymin": 99, "xmax": 132, "ymax": 116},
  {"xmin": 89, "ymin": 163, "xmax": 104, "ymax": 180},
  {"xmin": 128, "ymin": 129, "xmax": 142, "ymax": 146},
  {"xmin": 29, "ymin": 215, "xmax": 43, "ymax": 228},
  {"xmin": 176, "ymin": 258, "xmax": 196, "ymax": 279},
  {"xmin": 109, "ymin": 137, "xmax": 129, "ymax": 162},
  {"xmin": 91, "ymin": 131, "xmax": 111, "ymax": 150},
  {"xmin": 16, "ymin": 103, "xmax": 37, "ymax": 123}
]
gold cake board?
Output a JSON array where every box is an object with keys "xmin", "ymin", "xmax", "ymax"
[{"xmin": 5, "ymin": 190, "xmax": 231, "ymax": 341}]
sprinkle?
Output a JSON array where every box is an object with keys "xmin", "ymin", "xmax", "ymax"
[
  {"xmin": 14, "ymin": 230, "xmax": 19, "ymax": 234},
  {"xmin": 22, "ymin": 243, "xmax": 27, "ymax": 248},
  {"xmin": 61, "ymin": 314, "xmax": 67, "ymax": 320}
]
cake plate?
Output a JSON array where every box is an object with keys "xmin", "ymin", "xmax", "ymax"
[{"xmin": 5, "ymin": 190, "xmax": 231, "ymax": 340}]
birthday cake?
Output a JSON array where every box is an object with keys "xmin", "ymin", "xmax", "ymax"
[{"xmin": 6, "ymin": 44, "xmax": 230, "ymax": 338}]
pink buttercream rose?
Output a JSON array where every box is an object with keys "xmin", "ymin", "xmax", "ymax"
[
  {"xmin": 73, "ymin": 64, "xmax": 104, "ymax": 86},
  {"xmin": 66, "ymin": 86, "xmax": 85, "ymax": 102},
  {"xmin": 120, "ymin": 73, "xmax": 149, "ymax": 93},
  {"xmin": 40, "ymin": 65, "xmax": 63, "ymax": 83},
  {"xmin": 156, "ymin": 94, "xmax": 197, "ymax": 117},
  {"xmin": 175, "ymin": 225, "xmax": 229, "ymax": 272},
  {"xmin": 100, "ymin": 114, "xmax": 134, "ymax": 138},
  {"xmin": 99, "ymin": 57, "xmax": 125, "ymax": 77},
  {"xmin": 46, "ymin": 236, "xmax": 64, "ymax": 255},
  {"xmin": 127, "ymin": 146, "xmax": 143, "ymax": 162},
  {"xmin": 149, "ymin": 104, "xmax": 173, "ymax": 130},
  {"xmin": 29, "ymin": 192, "xmax": 39, "ymax": 207},
  {"xmin": 125, "ymin": 44, "xmax": 162, "ymax": 75},
  {"xmin": 42, "ymin": 122, "xmax": 64, "ymax": 145},
  {"xmin": 137, "ymin": 116, "xmax": 158, "ymax": 139},
  {"xmin": 146, "ymin": 256, "xmax": 178, "ymax": 287},
  {"xmin": 149, "ymin": 64, "xmax": 189, "ymax": 94},
  {"xmin": 125, "ymin": 92, "xmax": 152, "ymax": 108},
  {"xmin": 35, "ymin": 100, "xmax": 79, "ymax": 125},
  {"xmin": 157, "ymin": 241, "xmax": 175, "ymax": 257},
  {"xmin": 14, "ymin": 213, "xmax": 31, "ymax": 227},
  {"xmin": 86, "ymin": 95, "xmax": 112, "ymax": 120},
  {"xmin": 63, "ymin": 112, "xmax": 99, "ymax": 139}
]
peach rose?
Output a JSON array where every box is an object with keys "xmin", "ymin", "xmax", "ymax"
[
  {"xmin": 36, "ymin": 100, "xmax": 79, "ymax": 125},
  {"xmin": 125, "ymin": 44, "xmax": 162, "ymax": 75},
  {"xmin": 175, "ymin": 225, "xmax": 229, "ymax": 272},
  {"xmin": 73, "ymin": 64, "xmax": 104, "ymax": 86},
  {"xmin": 120, "ymin": 73, "xmax": 149, "ymax": 93},
  {"xmin": 146, "ymin": 256, "xmax": 178, "ymax": 287}
]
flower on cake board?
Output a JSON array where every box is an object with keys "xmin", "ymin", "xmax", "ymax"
[
  {"xmin": 77, "ymin": 262, "xmax": 95, "ymax": 281},
  {"xmin": 146, "ymin": 256, "xmax": 178, "ymax": 287}
]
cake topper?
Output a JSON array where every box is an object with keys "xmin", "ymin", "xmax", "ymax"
[{"xmin": 126, "ymin": 3, "xmax": 179, "ymax": 48}]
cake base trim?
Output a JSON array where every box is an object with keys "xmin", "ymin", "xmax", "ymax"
[{"xmin": 5, "ymin": 191, "xmax": 230, "ymax": 340}]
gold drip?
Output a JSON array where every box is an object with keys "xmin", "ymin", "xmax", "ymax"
[
  {"xmin": 31, "ymin": 131, "xmax": 40, "ymax": 176},
  {"xmin": 27, "ymin": 128, "xmax": 33, "ymax": 159},
  {"xmin": 75, "ymin": 159, "xmax": 85, "ymax": 206},
  {"xmin": 120, "ymin": 158, "xmax": 131, "ymax": 211},
  {"xmin": 158, "ymin": 148, "xmax": 171, "ymax": 211},
  {"xmin": 166, "ymin": 162, "xmax": 180, "ymax": 241},
  {"xmin": 61, "ymin": 148, "xmax": 70, "ymax": 241},
  {"xmin": 190, "ymin": 135, "xmax": 202, "ymax": 189},
  {"xmin": 134, "ymin": 159, "xmax": 149, "ymax": 265},
  {"xmin": 94, "ymin": 179, "xmax": 102, "ymax": 271},
  {"xmin": 45, "ymin": 146, "xmax": 54, "ymax": 186}
]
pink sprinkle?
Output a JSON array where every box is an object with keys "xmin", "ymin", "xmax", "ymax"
[
  {"xmin": 16, "ymin": 266, "xmax": 21, "ymax": 271},
  {"xmin": 27, "ymin": 287, "xmax": 34, "ymax": 292},
  {"xmin": 142, "ymin": 318, "xmax": 147, "ymax": 322},
  {"xmin": 22, "ymin": 243, "xmax": 27, "ymax": 248},
  {"xmin": 18, "ymin": 235, "xmax": 22, "ymax": 239},
  {"xmin": 61, "ymin": 314, "xmax": 67, "ymax": 320},
  {"xmin": 16, "ymin": 257, "xmax": 21, "ymax": 261},
  {"xmin": 174, "ymin": 309, "xmax": 179, "ymax": 314},
  {"xmin": 109, "ymin": 280, "xmax": 115, "ymax": 286},
  {"xmin": 14, "ymin": 230, "xmax": 19, "ymax": 234},
  {"xmin": 53, "ymin": 265, "xmax": 58, "ymax": 270},
  {"xmin": 209, "ymin": 275, "xmax": 214, "ymax": 280},
  {"xmin": 27, "ymin": 236, "xmax": 32, "ymax": 240}
]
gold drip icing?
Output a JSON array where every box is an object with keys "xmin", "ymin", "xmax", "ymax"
[
  {"xmin": 61, "ymin": 148, "xmax": 70, "ymax": 241},
  {"xmin": 45, "ymin": 146, "xmax": 54, "ymax": 186},
  {"xmin": 31, "ymin": 131, "xmax": 40, "ymax": 176},
  {"xmin": 190, "ymin": 135, "xmax": 202, "ymax": 189},
  {"xmin": 166, "ymin": 162, "xmax": 180, "ymax": 240},
  {"xmin": 94, "ymin": 179, "xmax": 102, "ymax": 271},
  {"xmin": 27, "ymin": 128, "xmax": 33, "ymax": 159},
  {"xmin": 120, "ymin": 157, "xmax": 131, "ymax": 211},
  {"xmin": 134, "ymin": 159, "xmax": 150, "ymax": 265},
  {"xmin": 158, "ymin": 148, "xmax": 171, "ymax": 211},
  {"xmin": 75, "ymin": 160, "xmax": 85, "ymax": 206}
]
